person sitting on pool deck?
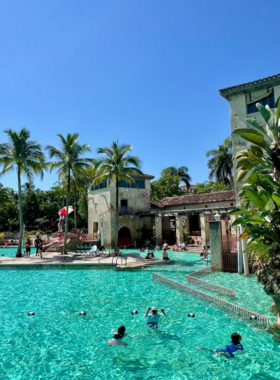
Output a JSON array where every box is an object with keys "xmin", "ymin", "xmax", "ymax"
[
  {"xmin": 162, "ymin": 249, "xmax": 170, "ymax": 260},
  {"xmin": 173, "ymin": 244, "xmax": 179, "ymax": 251},
  {"xmin": 197, "ymin": 332, "xmax": 244, "ymax": 358},
  {"xmin": 144, "ymin": 307, "xmax": 165, "ymax": 328},
  {"xmin": 108, "ymin": 325, "xmax": 140, "ymax": 346}
]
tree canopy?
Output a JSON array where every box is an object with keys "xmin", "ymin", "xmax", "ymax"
[{"xmin": 151, "ymin": 168, "xmax": 183, "ymax": 201}]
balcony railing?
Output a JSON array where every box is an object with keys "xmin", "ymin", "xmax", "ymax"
[{"xmin": 119, "ymin": 207, "xmax": 134, "ymax": 216}]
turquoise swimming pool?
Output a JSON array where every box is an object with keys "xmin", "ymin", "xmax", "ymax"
[
  {"xmin": 0, "ymin": 247, "xmax": 36, "ymax": 257},
  {"xmin": 0, "ymin": 258, "xmax": 279, "ymax": 380}
]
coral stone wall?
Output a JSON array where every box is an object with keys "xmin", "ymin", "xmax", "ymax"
[{"xmin": 88, "ymin": 178, "xmax": 153, "ymax": 247}]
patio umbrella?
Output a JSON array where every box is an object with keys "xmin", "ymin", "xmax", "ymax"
[{"xmin": 58, "ymin": 206, "xmax": 74, "ymax": 216}]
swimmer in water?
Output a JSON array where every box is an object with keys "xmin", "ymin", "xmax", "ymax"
[
  {"xmin": 144, "ymin": 306, "xmax": 165, "ymax": 329},
  {"xmin": 197, "ymin": 332, "xmax": 244, "ymax": 358},
  {"xmin": 108, "ymin": 325, "xmax": 140, "ymax": 346}
]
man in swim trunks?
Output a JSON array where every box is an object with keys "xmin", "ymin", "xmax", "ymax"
[{"xmin": 144, "ymin": 306, "xmax": 165, "ymax": 328}]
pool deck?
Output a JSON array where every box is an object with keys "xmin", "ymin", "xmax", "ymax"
[{"xmin": 0, "ymin": 251, "xmax": 175, "ymax": 268}]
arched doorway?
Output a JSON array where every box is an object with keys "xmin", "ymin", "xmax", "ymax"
[{"xmin": 118, "ymin": 227, "xmax": 132, "ymax": 247}]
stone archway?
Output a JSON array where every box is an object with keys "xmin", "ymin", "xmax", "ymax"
[{"xmin": 118, "ymin": 227, "xmax": 132, "ymax": 247}]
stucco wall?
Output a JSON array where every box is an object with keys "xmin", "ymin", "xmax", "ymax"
[
  {"xmin": 229, "ymin": 84, "xmax": 280, "ymax": 198},
  {"xmin": 88, "ymin": 178, "xmax": 152, "ymax": 247}
]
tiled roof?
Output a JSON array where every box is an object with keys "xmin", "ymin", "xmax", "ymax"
[
  {"xmin": 151, "ymin": 190, "xmax": 236, "ymax": 208},
  {"xmin": 219, "ymin": 73, "xmax": 280, "ymax": 97}
]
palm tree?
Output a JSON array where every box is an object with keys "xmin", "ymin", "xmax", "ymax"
[
  {"xmin": 206, "ymin": 137, "xmax": 234, "ymax": 190},
  {"xmin": 0, "ymin": 183, "xmax": 9, "ymax": 206},
  {"xmin": 0, "ymin": 128, "xmax": 45, "ymax": 257},
  {"xmin": 167, "ymin": 166, "xmax": 192, "ymax": 190},
  {"xmin": 46, "ymin": 133, "xmax": 93, "ymax": 254},
  {"xmin": 22, "ymin": 182, "xmax": 35, "ymax": 194},
  {"xmin": 94, "ymin": 140, "xmax": 143, "ymax": 250},
  {"xmin": 60, "ymin": 172, "xmax": 88, "ymax": 229}
]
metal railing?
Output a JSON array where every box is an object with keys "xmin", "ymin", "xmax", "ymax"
[{"xmin": 152, "ymin": 272, "xmax": 270, "ymax": 327}]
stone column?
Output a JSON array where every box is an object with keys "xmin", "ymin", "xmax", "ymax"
[
  {"xmin": 175, "ymin": 214, "xmax": 184, "ymax": 244},
  {"xmin": 209, "ymin": 221, "xmax": 222, "ymax": 270},
  {"xmin": 155, "ymin": 216, "xmax": 162, "ymax": 245},
  {"xmin": 200, "ymin": 214, "xmax": 207, "ymax": 246}
]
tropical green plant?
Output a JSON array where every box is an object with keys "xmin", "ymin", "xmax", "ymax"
[
  {"xmin": 0, "ymin": 128, "xmax": 45, "ymax": 257},
  {"xmin": 206, "ymin": 137, "xmax": 234, "ymax": 189},
  {"xmin": 231, "ymin": 98, "xmax": 280, "ymax": 300},
  {"xmin": 151, "ymin": 168, "xmax": 183, "ymax": 201},
  {"xmin": 46, "ymin": 133, "xmax": 93, "ymax": 254},
  {"xmin": 229, "ymin": 174, "xmax": 280, "ymax": 297},
  {"xmin": 94, "ymin": 140, "xmax": 143, "ymax": 250},
  {"xmin": 232, "ymin": 98, "xmax": 280, "ymax": 182},
  {"xmin": 166, "ymin": 166, "xmax": 192, "ymax": 190},
  {"xmin": 193, "ymin": 180, "xmax": 231, "ymax": 194},
  {"xmin": 0, "ymin": 183, "xmax": 9, "ymax": 205}
]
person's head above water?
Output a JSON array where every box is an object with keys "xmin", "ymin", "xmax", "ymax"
[
  {"xmin": 113, "ymin": 325, "xmax": 126, "ymax": 340},
  {"xmin": 231, "ymin": 332, "xmax": 242, "ymax": 344},
  {"xmin": 151, "ymin": 307, "xmax": 158, "ymax": 315}
]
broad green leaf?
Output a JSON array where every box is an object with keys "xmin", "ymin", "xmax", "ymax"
[
  {"xmin": 265, "ymin": 197, "xmax": 275, "ymax": 211},
  {"xmin": 256, "ymin": 103, "xmax": 276, "ymax": 133},
  {"xmin": 229, "ymin": 208, "xmax": 253, "ymax": 215},
  {"xmin": 232, "ymin": 128, "xmax": 265, "ymax": 148},
  {"xmin": 250, "ymin": 145, "xmax": 263, "ymax": 157},
  {"xmin": 236, "ymin": 158, "xmax": 253, "ymax": 170},
  {"xmin": 232, "ymin": 217, "xmax": 249, "ymax": 227},
  {"xmin": 246, "ymin": 189, "xmax": 266, "ymax": 209},
  {"xmin": 237, "ymin": 169, "xmax": 248, "ymax": 182},
  {"xmin": 245, "ymin": 118, "xmax": 267, "ymax": 136},
  {"xmin": 235, "ymin": 150, "xmax": 249, "ymax": 159},
  {"xmin": 272, "ymin": 194, "xmax": 280, "ymax": 206},
  {"xmin": 262, "ymin": 175, "xmax": 280, "ymax": 190}
]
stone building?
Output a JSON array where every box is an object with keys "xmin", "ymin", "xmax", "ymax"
[
  {"xmin": 88, "ymin": 174, "xmax": 154, "ymax": 247},
  {"xmin": 219, "ymin": 73, "xmax": 280, "ymax": 194},
  {"xmin": 149, "ymin": 190, "xmax": 236, "ymax": 247},
  {"xmin": 88, "ymin": 171, "xmax": 236, "ymax": 247}
]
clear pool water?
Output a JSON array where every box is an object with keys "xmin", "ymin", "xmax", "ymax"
[
  {"xmin": 0, "ymin": 247, "xmax": 36, "ymax": 257},
  {"xmin": 0, "ymin": 260, "xmax": 280, "ymax": 380}
]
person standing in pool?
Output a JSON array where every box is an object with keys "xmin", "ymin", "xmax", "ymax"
[
  {"xmin": 108, "ymin": 325, "xmax": 140, "ymax": 346},
  {"xmin": 144, "ymin": 306, "xmax": 165, "ymax": 328},
  {"xmin": 197, "ymin": 332, "xmax": 244, "ymax": 358}
]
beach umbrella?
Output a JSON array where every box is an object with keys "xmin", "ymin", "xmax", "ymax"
[{"xmin": 58, "ymin": 206, "xmax": 74, "ymax": 216}]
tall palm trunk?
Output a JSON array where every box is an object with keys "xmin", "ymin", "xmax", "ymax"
[
  {"xmin": 17, "ymin": 165, "xmax": 23, "ymax": 257},
  {"xmin": 115, "ymin": 177, "xmax": 119, "ymax": 251},
  {"xmin": 63, "ymin": 168, "xmax": 71, "ymax": 254},
  {"xmin": 229, "ymin": 171, "xmax": 234, "ymax": 190},
  {"xmin": 74, "ymin": 187, "xmax": 77, "ymax": 229}
]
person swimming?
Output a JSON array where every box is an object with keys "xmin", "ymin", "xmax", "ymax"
[
  {"xmin": 197, "ymin": 332, "xmax": 244, "ymax": 358},
  {"xmin": 144, "ymin": 306, "xmax": 165, "ymax": 329},
  {"xmin": 108, "ymin": 325, "xmax": 140, "ymax": 346}
]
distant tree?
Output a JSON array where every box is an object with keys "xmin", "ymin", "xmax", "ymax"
[
  {"xmin": 166, "ymin": 166, "xmax": 192, "ymax": 190},
  {"xmin": 0, "ymin": 183, "xmax": 9, "ymax": 205},
  {"xmin": 46, "ymin": 133, "xmax": 93, "ymax": 254},
  {"xmin": 206, "ymin": 137, "xmax": 234, "ymax": 189},
  {"xmin": 94, "ymin": 140, "xmax": 143, "ymax": 250},
  {"xmin": 193, "ymin": 180, "xmax": 231, "ymax": 194},
  {"xmin": 0, "ymin": 128, "xmax": 45, "ymax": 257},
  {"xmin": 151, "ymin": 168, "xmax": 183, "ymax": 201}
]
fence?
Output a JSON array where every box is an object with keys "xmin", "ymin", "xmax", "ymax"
[
  {"xmin": 145, "ymin": 265, "xmax": 207, "ymax": 272},
  {"xmin": 186, "ymin": 264, "xmax": 236, "ymax": 297},
  {"xmin": 153, "ymin": 272, "xmax": 270, "ymax": 327}
]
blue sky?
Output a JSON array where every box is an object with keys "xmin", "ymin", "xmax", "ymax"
[{"xmin": 1, "ymin": 0, "xmax": 279, "ymax": 190}]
